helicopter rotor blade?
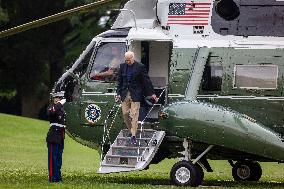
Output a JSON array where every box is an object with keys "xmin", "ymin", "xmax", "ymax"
[{"xmin": 0, "ymin": 0, "xmax": 118, "ymax": 38}]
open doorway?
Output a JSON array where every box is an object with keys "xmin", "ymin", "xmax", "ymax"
[{"xmin": 129, "ymin": 40, "xmax": 172, "ymax": 122}]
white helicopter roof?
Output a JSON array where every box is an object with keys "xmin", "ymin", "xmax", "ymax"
[
  {"xmin": 112, "ymin": 0, "xmax": 284, "ymax": 49},
  {"xmin": 126, "ymin": 27, "xmax": 172, "ymax": 41},
  {"xmin": 112, "ymin": 0, "xmax": 158, "ymax": 29}
]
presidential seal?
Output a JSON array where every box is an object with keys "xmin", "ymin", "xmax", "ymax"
[{"xmin": 85, "ymin": 104, "xmax": 102, "ymax": 124}]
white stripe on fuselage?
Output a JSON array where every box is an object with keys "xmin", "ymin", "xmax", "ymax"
[{"xmin": 82, "ymin": 92, "xmax": 284, "ymax": 101}]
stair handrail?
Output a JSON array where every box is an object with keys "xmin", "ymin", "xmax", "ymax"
[
  {"xmin": 137, "ymin": 87, "xmax": 166, "ymax": 160},
  {"xmin": 138, "ymin": 130, "xmax": 158, "ymax": 162},
  {"xmin": 100, "ymin": 102, "xmax": 121, "ymax": 162}
]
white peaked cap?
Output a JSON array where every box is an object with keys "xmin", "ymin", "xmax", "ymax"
[{"xmin": 52, "ymin": 91, "xmax": 65, "ymax": 98}]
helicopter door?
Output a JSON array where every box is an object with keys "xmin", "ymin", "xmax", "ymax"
[
  {"xmin": 129, "ymin": 40, "xmax": 172, "ymax": 122},
  {"xmin": 80, "ymin": 41, "xmax": 126, "ymax": 126}
]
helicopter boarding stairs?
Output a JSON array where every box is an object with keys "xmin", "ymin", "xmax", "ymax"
[
  {"xmin": 98, "ymin": 87, "xmax": 167, "ymax": 173},
  {"xmin": 98, "ymin": 129, "xmax": 165, "ymax": 173}
]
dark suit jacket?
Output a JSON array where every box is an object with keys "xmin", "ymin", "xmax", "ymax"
[{"xmin": 117, "ymin": 61, "xmax": 154, "ymax": 102}]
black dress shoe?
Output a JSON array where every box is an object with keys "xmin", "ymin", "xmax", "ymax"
[{"xmin": 130, "ymin": 136, "xmax": 137, "ymax": 145}]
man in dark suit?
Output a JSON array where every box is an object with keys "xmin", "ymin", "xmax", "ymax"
[{"xmin": 116, "ymin": 51, "xmax": 157, "ymax": 144}]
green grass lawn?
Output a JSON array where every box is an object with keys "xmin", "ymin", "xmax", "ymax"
[{"xmin": 1, "ymin": 113, "xmax": 284, "ymax": 188}]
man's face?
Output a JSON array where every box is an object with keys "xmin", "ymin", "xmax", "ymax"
[
  {"xmin": 112, "ymin": 47, "xmax": 119, "ymax": 55},
  {"xmin": 125, "ymin": 55, "xmax": 134, "ymax": 65},
  {"xmin": 53, "ymin": 97, "xmax": 61, "ymax": 103}
]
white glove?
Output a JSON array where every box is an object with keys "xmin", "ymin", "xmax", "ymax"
[
  {"xmin": 59, "ymin": 99, "xmax": 66, "ymax": 105},
  {"xmin": 115, "ymin": 95, "xmax": 121, "ymax": 103}
]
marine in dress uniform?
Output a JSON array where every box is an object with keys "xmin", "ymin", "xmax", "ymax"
[{"xmin": 46, "ymin": 91, "xmax": 66, "ymax": 183}]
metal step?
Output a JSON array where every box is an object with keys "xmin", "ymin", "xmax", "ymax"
[
  {"xmin": 101, "ymin": 162, "xmax": 136, "ymax": 168},
  {"xmin": 112, "ymin": 146, "xmax": 146, "ymax": 156},
  {"xmin": 99, "ymin": 164, "xmax": 137, "ymax": 173},
  {"xmin": 98, "ymin": 129, "xmax": 165, "ymax": 174},
  {"xmin": 105, "ymin": 155, "xmax": 137, "ymax": 166},
  {"xmin": 116, "ymin": 137, "xmax": 152, "ymax": 147},
  {"xmin": 119, "ymin": 129, "xmax": 156, "ymax": 138}
]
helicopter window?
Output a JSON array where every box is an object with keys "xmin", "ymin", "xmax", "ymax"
[
  {"xmin": 73, "ymin": 43, "xmax": 96, "ymax": 77},
  {"xmin": 234, "ymin": 65, "xmax": 278, "ymax": 89},
  {"xmin": 193, "ymin": 26, "xmax": 204, "ymax": 34},
  {"xmin": 202, "ymin": 65, "xmax": 223, "ymax": 91},
  {"xmin": 90, "ymin": 42, "xmax": 126, "ymax": 82}
]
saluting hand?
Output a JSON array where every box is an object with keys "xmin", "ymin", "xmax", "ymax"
[{"xmin": 115, "ymin": 95, "xmax": 121, "ymax": 103}]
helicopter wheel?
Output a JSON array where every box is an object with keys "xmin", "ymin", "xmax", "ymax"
[
  {"xmin": 170, "ymin": 160, "xmax": 204, "ymax": 187},
  {"xmin": 249, "ymin": 161, "xmax": 262, "ymax": 181},
  {"xmin": 232, "ymin": 161, "xmax": 262, "ymax": 181}
]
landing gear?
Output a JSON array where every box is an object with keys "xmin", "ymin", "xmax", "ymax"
[
  {"xmin": 170, "ymin": 160, "xmax": 204, "ymax": 187},
  {"xmin": 170, "ymin": 139, "xmax": 213, "ymax": 187},
  {"xmin": 231, "ymin": 160, "xmax": 262, "ymax": 181}
]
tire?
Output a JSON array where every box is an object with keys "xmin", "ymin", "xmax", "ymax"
[
  {"xmin": 232, "ymin": 161, "xmax": 252, "ymax": 181},
  {"xmin": 249, "ymin": 162, "xmax": 262, "ymax": 181},
  {"xmin": 170, "ymin": 160, "xmax": 203, "ymax": 187},
  {"xmin": 232, "ymin": 161, "xmax": 261, "ymax": 181},
  {"xmin": 195, "ymin": 163, "xmax": 204, "ymax": 185}
]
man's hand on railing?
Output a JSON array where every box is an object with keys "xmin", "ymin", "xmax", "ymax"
[{"xmin": 151, "ymin": 94, "xmax": 158, "ymax": 103}]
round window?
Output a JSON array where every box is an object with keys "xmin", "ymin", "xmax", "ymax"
[{"xmin": 216, "ymin": 0, "xmax": 240, "ymax": 21}]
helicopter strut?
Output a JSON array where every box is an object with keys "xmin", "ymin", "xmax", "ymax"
[{"xmin": 171, "ymin": 139, "xmax": 214, "ymax": 186}]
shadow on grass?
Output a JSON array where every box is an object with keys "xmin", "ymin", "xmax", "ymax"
[
  {"xmin": 64, "ymin": 173, "xmax": 171, "ymax": 185},
  {"xmin": 3, "ymin": 171, "xmax": 284, "ymax": 188},
  {"xmin": 203, "ymin": 180, "xmax": 284, "ymax": 188},
  {"xmin": 64, "ymin": 173, "xmax": 284, "ymax": 188}
]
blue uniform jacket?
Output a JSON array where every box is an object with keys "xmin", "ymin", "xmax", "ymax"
[
  {"xmin": 117, "ymin": 61, "xmax": 154, "ymax": 102},
  {"xmin": 46, "ymin": 102, "xmax": 66, "ymax": 144}
]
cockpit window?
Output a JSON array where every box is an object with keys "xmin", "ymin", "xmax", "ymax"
[
  {"xmin": 234, "ymin": 65, "xmax": 278, "ymax": 89},
  {"xmin": 90, "ymin": 42, "xmax": 126, "ymax": 82},
  {"xmin": 73, "ymin": 43, "xmax": 96, "ymax": 77}
]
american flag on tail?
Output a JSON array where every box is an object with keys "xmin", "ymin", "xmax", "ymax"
[{"xmin": 167, "ymin": 2, "xmax": 211, "ymax": 26}]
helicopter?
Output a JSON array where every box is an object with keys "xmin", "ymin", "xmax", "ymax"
[{"xmin": 2, "ymin": 0, "xmax": 284, "ymax": 187}]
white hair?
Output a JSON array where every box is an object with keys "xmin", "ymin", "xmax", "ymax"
[{"xmin": 125, "ymin": 51, "xmax": 134, "ymax": 59}]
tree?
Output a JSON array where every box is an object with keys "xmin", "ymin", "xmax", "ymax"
[
  {"xmin": 0, "ymin": 0, "xmax": 69, "ymax": 118},
  {"xmin": 0, "ymin": 0, "xmax": 127, "ymax": 118},
  {"xmin": 63, "ymin": 0, "xmax": 127, "ymax": 65}
]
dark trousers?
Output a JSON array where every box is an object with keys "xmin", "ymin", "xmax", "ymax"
[{"xmin": 47, "ymin": 143, "xmax": 64, "ymax": 182}]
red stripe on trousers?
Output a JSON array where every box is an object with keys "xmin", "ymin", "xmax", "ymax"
[{"xmin": 49, "ymin": 144, "xmax": 53, "ymax": 182}]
